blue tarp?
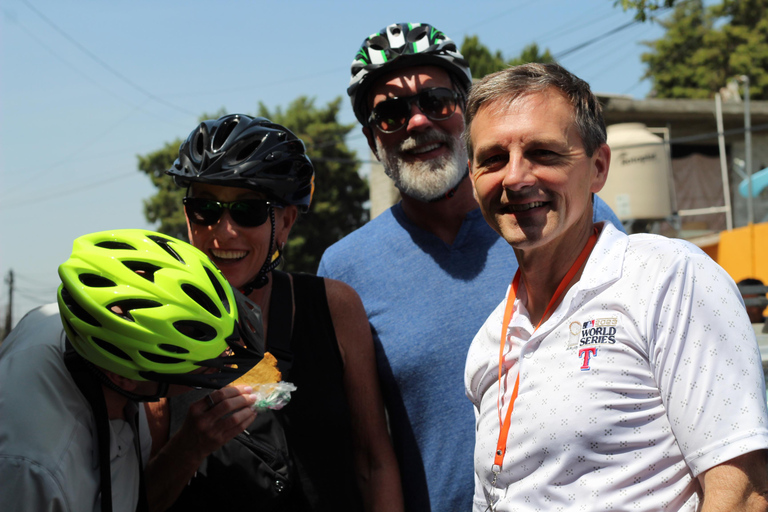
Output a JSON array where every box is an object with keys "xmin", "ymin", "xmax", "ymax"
[{"xmin": 739, "ymin": 167, "xmax": 768, "ymax": 198}]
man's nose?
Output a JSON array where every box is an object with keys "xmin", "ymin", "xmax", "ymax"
[
  {"xmin": 406, "ymin": 101, "xmax": 434, "ymax": 133},
  {"xmin": 501, "ymin": 155, "xmax": 537, "ymax": 192}
]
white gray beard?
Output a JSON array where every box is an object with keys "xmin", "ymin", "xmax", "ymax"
[{"xmin": 376, "ymin": 133, "xmax": 467, "ymax": 202}]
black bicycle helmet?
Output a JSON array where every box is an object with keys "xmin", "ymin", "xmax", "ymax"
[
  {"xmin": 58, "ymin": 229, "xmax": 264, "ymax": 397},
  {"xmin": 348, "ymin": 22, "xmax": 473, "ymax": 126},
  {"xmin": 167, "ymin": 114, "xmax": 315, "ymax": 212}
]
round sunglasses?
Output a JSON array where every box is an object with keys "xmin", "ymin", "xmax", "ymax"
[
  {"xmin": 183, "ymin": 197, "xmax": 276, "ymax": 228},
  {"xmin": 368, "ymin": 87, "xmax": 460, "ymax": 133}
]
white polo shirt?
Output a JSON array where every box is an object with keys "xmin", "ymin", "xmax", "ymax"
[{"xmin": 466, "ymin": 222, "xmax": 768, "ymax": 511}]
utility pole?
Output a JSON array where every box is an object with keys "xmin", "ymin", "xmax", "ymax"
[
  {"xmin": 740, "ymin": 75, "xmax": 753, "ymax": 225},
  {"xmin": 3, "ymin": 270, "xmax": 13, "ymax": 341}
]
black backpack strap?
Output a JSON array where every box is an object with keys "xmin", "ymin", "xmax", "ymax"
[
  {"xmin": 63, "ymin": 340, "xmax": 149, "ymax": 512},
  {"xmin": 267, "ymin": 270, "xmax": 294, "ymax": 379},
  {"xmin": 64, "ymin": 342, "xmax": 114, "ymax": 512}
]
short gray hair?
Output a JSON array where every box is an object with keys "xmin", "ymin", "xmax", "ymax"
[{"xmin": 463, "ymin": 63, "xmax": 606, "ymax": 158}]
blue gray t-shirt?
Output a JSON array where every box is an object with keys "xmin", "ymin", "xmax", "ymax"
[{"xmin": 317, "ymin": 197, "xmax": 623, "ymax": 512}]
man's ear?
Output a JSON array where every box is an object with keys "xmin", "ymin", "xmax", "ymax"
[
  {"xmin": 103, "ymin": 370, "xmax": 139, "ymax": 392},
  {"xmin": 467, "ymin": 159, "xmax": 482, "ymax": 204},
  {"xmin": 363, "ymin": 126, "xmax": 379, "ymax": 160},
  {"xmin": 590, "ymin": 143, "xmax": 611, "ymax": 194}
]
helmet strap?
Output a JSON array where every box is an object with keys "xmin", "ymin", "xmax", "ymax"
[
  {"xmin": 84, "ymin": 357, "xmax": 170, "ymax": 402},
  {"xmin": 241, "ymin": 206, "xmax": 281, "ymax": 296}
]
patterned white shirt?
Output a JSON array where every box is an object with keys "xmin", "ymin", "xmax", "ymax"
[{"xmin": 465, "ymin": 222, "xmax": 768, "ymax": 511}]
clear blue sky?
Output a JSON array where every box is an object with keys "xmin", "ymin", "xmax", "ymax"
[{"xmin": 0, "ymin": 0, "xmax": 668, "ymax": 327}]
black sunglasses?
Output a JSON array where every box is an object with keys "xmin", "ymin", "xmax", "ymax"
[
  {"xmin": 368, "ymin": 87, "xmax": 460, "ymax": 133},
  {"xmin": 183, "ymin": 197, "xmax": 275, "ymax": 228}
]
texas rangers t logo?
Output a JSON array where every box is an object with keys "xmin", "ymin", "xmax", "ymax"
[{"xmin": 579, "ymin": 347, "xmax": 598, "ymax": 370}]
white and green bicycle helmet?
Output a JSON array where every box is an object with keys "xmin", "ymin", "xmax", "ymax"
[{"xmin": 348, "ymin": 22, "xmax": 472, "ymax": 126}]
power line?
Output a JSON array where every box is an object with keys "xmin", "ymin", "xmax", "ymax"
[
  {"xmin": 0, "ymin": 102, "xmax": 152, "ymax": 202},
  {"xmin": 528, "ymin": 2, "xmax": 622, "ymax": 47},
  {"xmin": 0, "ymin": 171, "xmax": 138, "ymax": 211},
  {"xmin": 554, "ymin": 19, "xmax": 641, "ymax": 60},
  {"xmin": 462, "ymin": 0, "xmax": 542, "ymax": 33},
  {"xmin": 20, "ymin": 0, "xmax": 197, "ymax": 116}
]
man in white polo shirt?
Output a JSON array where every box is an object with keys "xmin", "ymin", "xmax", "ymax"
[{"xmin": 464, "ymin": 62, "xmax": 768, "ymax": 511}]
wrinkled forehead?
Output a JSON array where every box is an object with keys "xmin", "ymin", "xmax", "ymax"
[{"xmin": 368, "ymin": 65, "xmax": 453, "ymax": 102}]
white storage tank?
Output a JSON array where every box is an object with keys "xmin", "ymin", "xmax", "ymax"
[{"xmin": 602, "ymin": 123, "xmax": 673, "ymax": 220}]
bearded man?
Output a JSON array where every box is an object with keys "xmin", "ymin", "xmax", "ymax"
[{"xmin": 318, "ymin": 23, "xmax": 624, "ymax": 511}]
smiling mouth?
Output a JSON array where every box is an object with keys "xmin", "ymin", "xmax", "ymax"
[
  {"xmin": 507, "ymin": 201, "xmax": 547, "ymax": 212},
  {"xmin": 210, "ymin": 249, "xmax": 247, "ymax": 260},
  {"xmin": 406, "ymin": 142, "xmax": 443, "ymax": 155}
]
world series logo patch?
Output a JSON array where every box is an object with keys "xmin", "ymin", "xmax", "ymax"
[
  {"xmin": 579, "ymin": 317, "xmax": 618, "ymax": 346},
  {"xmin": 568, "ymin": 317, "xmax": 620, "ymax": 369}
]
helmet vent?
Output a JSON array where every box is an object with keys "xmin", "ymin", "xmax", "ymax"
[
  {"xmin": 108, "ymin": 299, "xmax": 162, "ymax": 321},
  {"xmin": 234, "ymin": 138, "xmax": 263, "ymax": 163},
  {"xmin": 173, "ymin": 320, "xmax": 217, "ymax": 341},
  {"xmin": 368, "ymin": 35, "xmax": 390, "ymax": 51},
  {"xmin": 79, "ymin": 273, "xmax": 116, "ymax": 288},
  {"xmin": 96, "ymin": 241, "xmax": 136, "ymax": 251},
  {"xmin": 193, "ymin": 130, "xmax": 205, "ymax": 160},
  {"xmin": 240, "ymin": 302, "xmax": 260, "ymax": 338},
  {"xmin": 212, "ymin": 118, "xmax": 239, "ymax": 151},
  {"xmin": 159, "ymin": 343, "xmax": 189, "ymax": 354},
  {"xmin": 182, "ymin": 283, "xmax": 222, "ymax": 318},
  {"xmin": 122, "ymin": 261, "xmax": 161, "ymax": 282},
  {"xmin": 93, "ymin": 336, "xmax": 132, "ymax": 361},
  {"xmin": 407, "ymin": 26, "xmax": 428, "ymax": 43},
  {"xmin": 60, "ymin": 287, "xmax": 101, "ymax": 327},
  {"xmin": 147, "ymin": 235, "xmax": 185, "ymax": 264},
  {"xmin": 140, "ymin": 351, "xmax": 185, "ymax": 364},
  {"xmin": 204, "ymin": 267, "xmax": 231, "ymax": 314}
]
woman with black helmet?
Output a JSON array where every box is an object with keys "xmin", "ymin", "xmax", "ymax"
[{"xmin": 147, "ymin": 114, "xmax": 403, "ymax": 511}]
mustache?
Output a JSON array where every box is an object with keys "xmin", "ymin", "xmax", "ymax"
[{"xmin": 398, "ymin": 130, "xmax": 454, "ymax": 152}]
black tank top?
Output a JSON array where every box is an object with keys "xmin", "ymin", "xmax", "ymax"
[{"xmin": 166, "ymin": 272, "xmax": 363, "ymax": 511}]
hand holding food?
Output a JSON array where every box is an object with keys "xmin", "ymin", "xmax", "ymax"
[{"xmin": 231, "ymin": 352, "xmax": 296, "ymax": 410}]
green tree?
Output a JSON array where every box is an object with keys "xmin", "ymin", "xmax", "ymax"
[
  {"xmin": 137, "ymin": 109, "xmax": 226, "ymax": 240},
  {"xmin": 137, "ymin": 139, "xmax": 187, "ymax": 239},
  {"xmin": 507, "ymin": 43, "xmax": 555, "ymax": 67},
  {"xmin": 460, "ymin": 35, "xmax": 555, "ymax": 79},
  {"xmin": 616, "ymin": 0, "xmax": 678, "ymax": 21},
  {"xmin": 641, "ymin": 0, "xmax": 768, "ymax": 99},
  {"xmin": 137, "ymin": 98, "xmax": 368, "ymax": 274},
  {"xmin": 460, "ymin": 35, "xmax": 507, "ymax": 78},
  {"xmin": 257, "ymin": 97, "xmax": 368, "ymax": 273}
]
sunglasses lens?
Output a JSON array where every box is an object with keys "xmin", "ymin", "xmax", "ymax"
[
  {"xmin": 371, "ymin": 88, "xmax": 457, "ymax": 133},
  {"xmin": 418, "ymin": 89, "xmax": 457, "ymax": 120},
  {"xmin": 183, "ymin": 198, "xmax": 270, "ymax": 227},
  {"xmin": 372, "ymin": 101, "xmax": 409, "ymax": 133},
  {"xmin": 229, "ymin": 201, "xmax": 269, "ymax": 227},
  {"xmin": 184, "ymin": 198, "xmax": 223, "ymax": 226}
]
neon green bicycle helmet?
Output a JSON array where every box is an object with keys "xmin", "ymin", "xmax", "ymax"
[{"xmin": 58, "ymin": 229, "xmax": 262, "ymax": 388}]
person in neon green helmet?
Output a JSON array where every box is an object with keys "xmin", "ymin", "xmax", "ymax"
[{"xmin": 0, "ymin": 229, "xmax": 265, "ymax": 512}]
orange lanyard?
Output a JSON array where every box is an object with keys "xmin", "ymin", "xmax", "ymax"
[{"xmin": 493, "ymin": 228, "xmax": 598, "ymax": 470}]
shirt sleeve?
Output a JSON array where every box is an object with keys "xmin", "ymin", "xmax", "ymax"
[
  {"xmin": 0, "ymin": 457, "xmax": 69, "ymax": 512},
  {"xmin": 648, "ymin": 248, "xmax": 768, "ymax": 476}
]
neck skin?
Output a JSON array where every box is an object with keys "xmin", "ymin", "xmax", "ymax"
[
  {"xmin": 514, "ymin": 209, "xmax": 596, "ymax": 327},
  {"xmin": 399, "ymin": 175, "xmax": 479, "ymax": 245}
]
